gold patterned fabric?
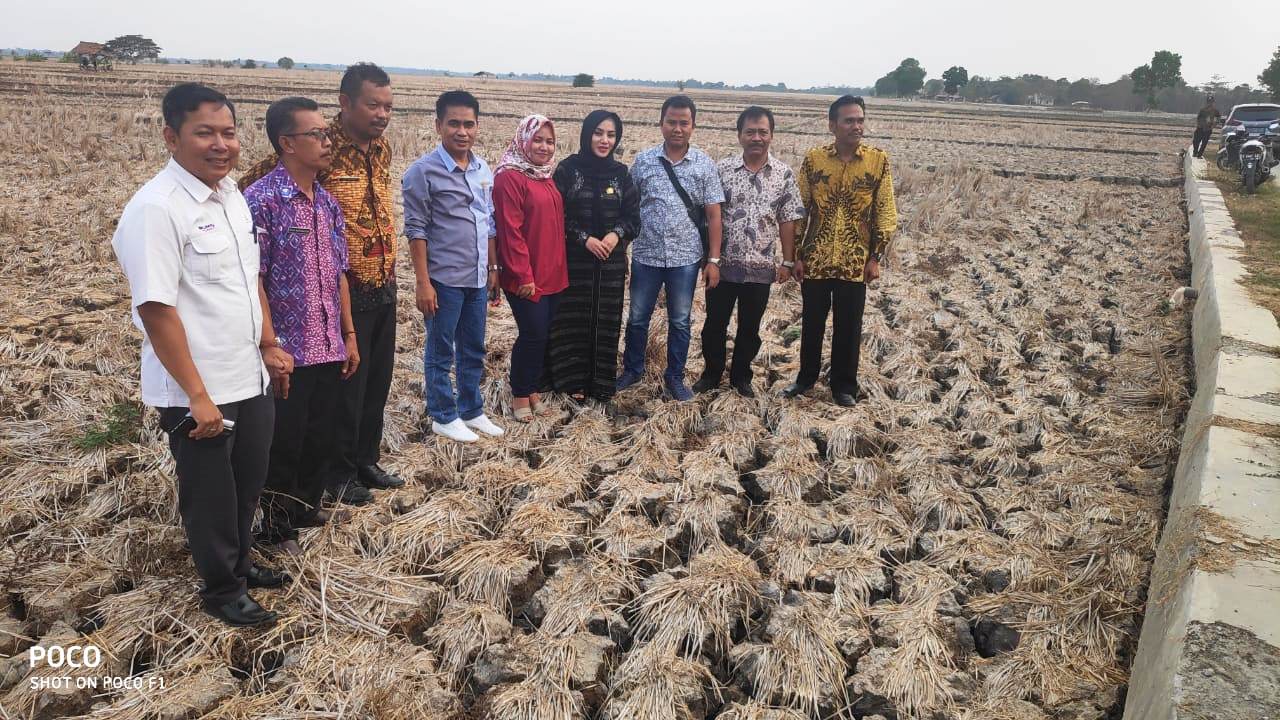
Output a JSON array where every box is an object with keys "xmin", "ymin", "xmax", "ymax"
[
  {"xmin": 239, "ymin": 116, "xmax": 396, "ymax": 309},
  {"xmin": 795, "ymin": 142, "xmax": 898, "ymax": 283}
]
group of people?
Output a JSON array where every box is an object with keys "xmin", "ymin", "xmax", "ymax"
[{"xmin": 111, "ymin": 62, "xmax": 898, "ymax": 626}]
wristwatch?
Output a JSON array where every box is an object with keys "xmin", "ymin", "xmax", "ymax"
[
  {"xmin": 781, "ymin": 260, "xmax": 795, "ymax": 269},
  {"xmin": 707, "ymin": 257, "xmax": 721, "ymax": 265},
  {"xmin": 488, "ymin": 265, "xmax": 501, "ymax": 272},
  {"xmin": 261, "ymin": 336, "xmax": 283, "ymax": 349}
]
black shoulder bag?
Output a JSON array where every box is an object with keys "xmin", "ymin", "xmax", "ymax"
[{"xmin": 659, "ymin": 157, "xmax": 709, "ymax": 262}]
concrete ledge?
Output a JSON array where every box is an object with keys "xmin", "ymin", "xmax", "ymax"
[{"xmin": 1124, "ymin": 152, "xmax": 1280, "ymax": 719}]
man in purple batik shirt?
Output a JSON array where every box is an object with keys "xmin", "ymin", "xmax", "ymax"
[{"xmin": 245, "ymin": 97, "xmax": 360, "ymax": 555}]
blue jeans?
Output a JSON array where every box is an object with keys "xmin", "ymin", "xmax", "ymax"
[
  {"xmin": 505, "ymin": 291, "xmax": 560, "ymax": 397},
  {"xmin": 621, "ymin": 260, "xmax": 699, "ymax": 382},
  {"xmin": 423, "ymin": 281, "xmax": 487, "ymax": 424}
]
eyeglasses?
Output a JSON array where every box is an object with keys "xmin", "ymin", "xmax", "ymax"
[{"xmin": 283, "ymin": 129, "xmax": 330, "ymax": 143}]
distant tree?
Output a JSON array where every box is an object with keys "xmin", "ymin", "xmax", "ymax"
[
  {"xmin": 242, "ymin": 58, "xmax": 257, "ymax": 69},
  {"xmin": 873, "ymin": 74, "xmax": 898, "ymax": 97},
  {"xmin": 1131, "ymin": 50, "xmax": 1183, "ymax": 109},
  {"xmin": 676, "ymin": 79, "xmax": 686, "ymax": 91},
  {"xmin": 1260, "ymin": 47, "xmax": 1280, "ymax": 101},
  {"xmin": 23, "ymin": 52, "xmax": 47, "ymax": 62},
  {"xmin": 942, "ymin": 65, "xmax": 969, "ymax": 94},
  {"xmin": 877, "ymin": 58, "xmax": 925, "ymax": 97},
  {"xmin": 277, "ymin": 56, "xmax": 295, "ymax": 70},
  {"xmin": 923, "ymin": 79, "xmax": 944, "ymax": 97},
  {"xmin": 572, "ymin": 73, "xmax": 594, "ymax": 88},
  {"xmin": 103, "ymin": 35, "xmax": 161, "ymax": 64},
  {"xmin": 59, "ymin": 52, "xmax": 77, "ymax": 63}
]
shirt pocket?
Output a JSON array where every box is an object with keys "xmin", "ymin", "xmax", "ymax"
[{"xmin": 185, "ymin": 231, "xmax": 234, "ymax": 284}]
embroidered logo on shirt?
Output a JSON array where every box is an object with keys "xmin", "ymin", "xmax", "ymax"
[{"xmin": 196, "ymin": 223, "xmax": 216, "ymax": 233}]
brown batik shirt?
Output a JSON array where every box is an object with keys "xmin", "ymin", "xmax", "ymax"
[
  {"xmin": 240, "ymin": 116, "xmax": 396, "ymax": 310},
  {"xmin": 795, "ymin": 142, "xmax": 898, "ymax": 283}
]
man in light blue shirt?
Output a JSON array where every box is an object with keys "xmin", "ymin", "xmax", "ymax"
[
  {"xmin": 403, "ymin": 90, "xmax": 503, "ymax": 443},
  {"xmin": 620, "ymin": 95, "xmax": 724, "ymax": 401}
]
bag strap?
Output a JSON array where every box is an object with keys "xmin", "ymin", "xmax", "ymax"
[{"xmin": 659, "ymin": 156, "xmax": 699, "ymax": 220}]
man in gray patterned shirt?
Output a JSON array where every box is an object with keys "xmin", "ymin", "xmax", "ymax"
[
  {"xmin": 695, "ymin": 106, "xmax": 803, "ymax": 398},
  {"xmin": 619, "ymin": 95, "xmax": 725, "ymax": 401}
]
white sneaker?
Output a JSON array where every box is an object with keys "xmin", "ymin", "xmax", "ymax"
[
  {"xmin": 432, "ymin": 418, "xmax": 478, "ymax": 443},
  {"xmin": 463, "ymin": 413, "xmax": 505, "ymax": 438}
]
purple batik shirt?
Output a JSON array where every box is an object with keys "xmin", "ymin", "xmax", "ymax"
[{"xmin": 245, "ymin": 163, "xmax": 349, "ymax": 367}]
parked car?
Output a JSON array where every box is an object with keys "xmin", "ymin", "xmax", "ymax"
[{"xmin": 1220, "ymin": 103, "xmax": 1280, "ymax": 143}]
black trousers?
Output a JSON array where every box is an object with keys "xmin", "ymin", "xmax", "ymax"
[
  {"xmin": 159, "ymin": 393, "xmax": 273, "ymax": 606},
  {"xmin": 505, "ymin": 291, "xmax": 560, "ymax": 397},
  {"xmin": 1192, "ymin": 128, "xmax": 1211, "ymax": 157},
  {"xmin": 797, "ymin": 278, "xmax": 867, "ymax": 396},
  {"xmin": 260, "ymin": 362, "xmax": 342, "ymax": 543},
  {"xmin": 700, "ymin": 280, "xmax": 771, "ymax": 384},
  {"xmin": 332, "ymin": 301, "xmax": 395, "ymax": 486}
]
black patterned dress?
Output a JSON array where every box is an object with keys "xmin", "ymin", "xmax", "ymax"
[{"xmin": 546, "ymin": 157, "xmax": 641, "ymax": 400}]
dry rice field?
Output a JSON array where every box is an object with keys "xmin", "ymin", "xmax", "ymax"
[{"xmin": 0, "ymin": 63, "xmax": 1195, "ymax": 720}]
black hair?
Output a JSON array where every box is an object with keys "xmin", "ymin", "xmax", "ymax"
[
  {"xmin": 339, "ymin": 62, "xmax": 390, "ymax": 101},
  {"xmin": 265, "ymin": 96, "xmax": 320, "ymax": 155},
  {"xmin": 162, "ymin": 82, "xmax": 236, "ymax": 131},
  {"xmin": 828, "ymin": 95, "xmax": 866, "ymax": 122},
  {"xmin": 436, "ymin": 90, "xmax": 480, "ymax": 119},
  {"xmin": 736, "ymin": 106, "xmax": 775, "ymax": 133},
  {"xmin": 660, "ymin": 95, "xmax": 697, "ymax": 124}
]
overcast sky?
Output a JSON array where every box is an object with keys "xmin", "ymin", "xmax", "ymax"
[{"xmin": 5, "ymin": 0, "xmax": 1276, "ymax": 89}]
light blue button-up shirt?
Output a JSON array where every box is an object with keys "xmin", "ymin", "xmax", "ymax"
[
  {"xmin": 629, "ymin": 145, "xmax": 724, "ymax": 268},
  {"xmin": 402, "ymin": 145, "xmax": 496, "ymax": 289}
]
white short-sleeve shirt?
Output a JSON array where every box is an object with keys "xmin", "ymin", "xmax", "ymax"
[{"xmin": 112, "ymin": 158, "xmax": 270, "ymax": 408}]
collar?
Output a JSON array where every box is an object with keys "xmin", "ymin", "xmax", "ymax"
[
  {"xmin": 434, "ymin": 144, "xmax": 478, "ymax": 173},
  {"xmin": 166, "ymin": 157, "xmax": 235, "ymax": 203},
  {"xmin": 330, "ymin": 115, "xmax": 387, "ymax": 156},
  {"xmin": 824, "ymin": 142, "xmax": 865, "ymax": 159},
  {"xmin": 264, "ymin": 161, "xmax": 319, "ymax": 202},
  {"xmin": 733, "ymin": 152, "xmax": 778, "ymax": 173}
]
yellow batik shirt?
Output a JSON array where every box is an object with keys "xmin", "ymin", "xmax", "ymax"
[
  {"xmin": 240, "ymin": 116, "xmax": 396, "ymax": 310},
  {"xmin": 795, "ymin": 142, "xmax": 898, "ymax": 283}
]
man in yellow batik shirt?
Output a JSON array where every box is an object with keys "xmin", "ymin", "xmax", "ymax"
[
  {"xmin": 240, "ymin": 63, "xmax": 403, "ymax": 506},
  {"xmin": 783, "ymin": 95, "xmax": 898, "ymax": 407}
]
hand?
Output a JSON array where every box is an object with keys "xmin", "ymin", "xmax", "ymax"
[
  {"xmin": 341, "ymin": 334, "xmax": 360, "ymax": 380},
  {"xmin": 188, "ymin": 392, "xmax": 224, "ymax": 440},
  {"xmin": 864, "ymin": 257, "xmax": 881, "ymax": 283},
  {"xmin": 602, "ymin": 232, "xmax": 620, "ymax": 254},
  {"xmin": 585, "ymin": 237, "xmax": 610, "ymax": 261},
  {"xmin": 272, "ymin": 374, "xmax": 291, "ymax": 399},
  {"xmin": 488, "ymin": 270, "xmax": 503, "ymax": 307},
  {"xmin": 793, "ymin": 258, "xmax": 805, "ymax": 282},
  {"xmin": 703, "ymin": 262, "xmax": 720, "ymax": 289},
  {"xmin": 416, "ymin": 281, "xmax": 438, "ymax": 316},
  {"xmin": 262, "ymin": 345, "xmax": 294, "ymax": 378},
  {"xmin": 517, "ymin": 282, "xmax": 537, "ymax": 299},
  {"xmin": 776, "ymin": 265, "xmax": 792, "ymax": 283}
]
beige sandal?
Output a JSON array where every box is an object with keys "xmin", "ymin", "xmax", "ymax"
[
  {"xmin": 513, "ymin": 401, "xmax": 534, "ymax": 423},
  {"xmin": 529, "ymin": 393, "xmax": 552, "ymax": 416}
]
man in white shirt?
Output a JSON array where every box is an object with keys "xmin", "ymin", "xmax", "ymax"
[{"xmin": 112, "ymin": 83, "xmax": 294, "ymax": 627}]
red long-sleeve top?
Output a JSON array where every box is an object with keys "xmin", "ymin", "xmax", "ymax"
[{"xmin": 494, "ymin": 171, "xmax": 568, "ymax": 302}]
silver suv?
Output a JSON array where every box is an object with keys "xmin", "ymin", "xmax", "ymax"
[{"xmin": 1222, "ymin": 103, "xmax": 1280, "ymax": 140}]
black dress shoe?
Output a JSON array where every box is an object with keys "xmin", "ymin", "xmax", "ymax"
[
  {"xmin": 729, "ymin": 379, "xmax": 756, "ymax": 398},
  {"xmin": 203, "ymin": 594, "xmax": 277, "ymax": 627},
  {"xmin": 833, "ymin": 392, "xmax": 857, "ymax": 407},
  {"xmin": 326, "ymin": 480, "xmax": 373, "ymax": 506},
  {"xmin": 246, "ymin": 564, "xmax": 288, "ymax": 589},
  {"xmin": 781, "ymin": 382, "xmax": 813, "ymax": 398},
  {"xmin": 692, "ymin": 375, "xmax": 721, "ymax": 394},
  {"xmin": 358, "ymin": 464, "xmax": 405, "ymax": 489}
]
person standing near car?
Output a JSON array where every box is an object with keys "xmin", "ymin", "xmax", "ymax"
[
  {"xmin": 113, "ymin": 83, "xmax": 290, "ymax": 627},
  {"xmin": 1193, "ymin": 95, "xmax": 1221, "ymax": 159}
]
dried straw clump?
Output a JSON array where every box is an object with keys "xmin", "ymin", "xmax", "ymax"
[
  {"xmin": 730, "ymin": 592, "xmax": 847, "ymax": 718},
  {"xmin": 437, "ymin": 538, "xmax": 543, "ymax": 612},
  {"xmin": 284, "ymin": 546, "xmax": 444, "ymax": 638},
  {"xmin": 423, "ymin": 600, "xmax": 514, "ymax": 686},
  {"xmin": 271, "ymin": 634, "xmax": 461, "ymax": 719},
  {"xmin": 630, "ymin": 545, "xmax": 764, "ymax": 659},
  {"xmin": 603, "ymin": 642, "xmax": 716, "ymax": 720},
  {"xmin": 358, "ymin": 489, "xmax": 497, "ymax": 570},
  {"xmin": 530, "ymin": 553, "xmax": 639, "ymax": 639},
  {"xmin": 717, "ymin": 700, "xmax": 809, "ymax": 720},
  {"xmin": 500, "ymin": 499, "xmax": 590, "ymax": 561}
]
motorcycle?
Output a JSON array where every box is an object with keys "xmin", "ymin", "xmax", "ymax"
[
  {"xmin": 1239, "ymin": 122, "xmax": 1278, "ymax": 194},
  {"xmin": 1216, "ymin": 126, "xmax": 1249, "ymax": 171}
]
